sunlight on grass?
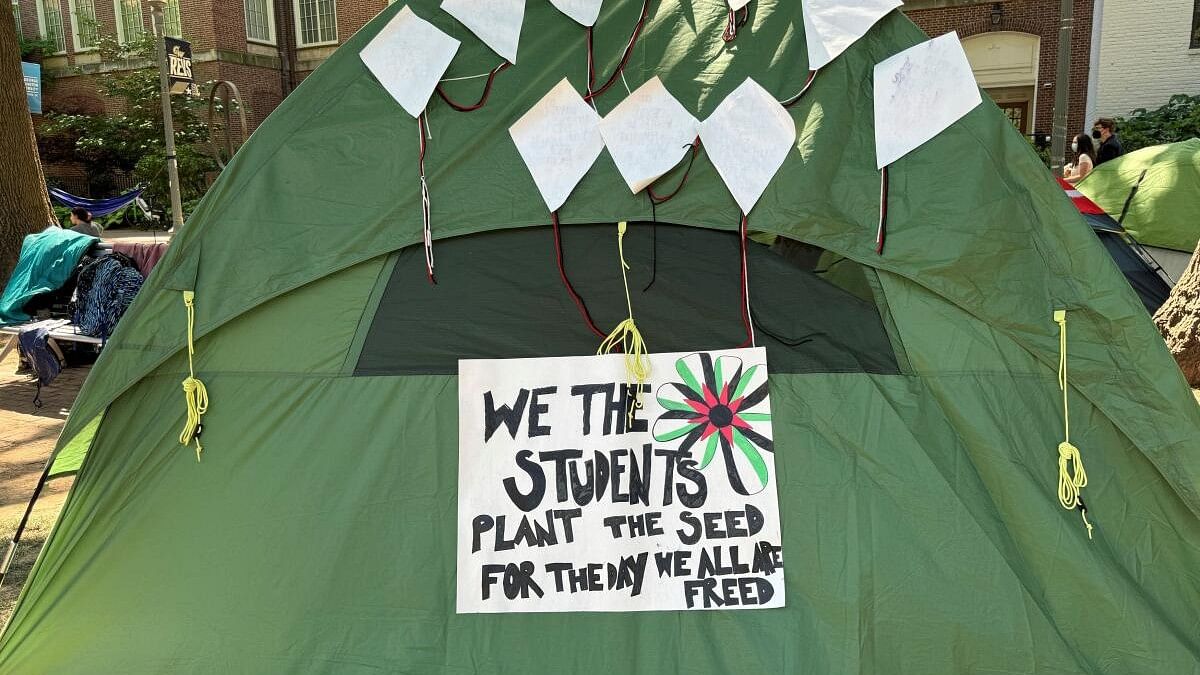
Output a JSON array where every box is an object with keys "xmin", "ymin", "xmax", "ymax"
[{"xmin": 0, "ymin": 511, "xmax": 59, "ymax": 628}]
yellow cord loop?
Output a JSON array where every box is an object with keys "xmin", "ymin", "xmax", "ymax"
[
  {"xmin": 597, "ymin": 222, "xmax": 650, "ymax": 424},
  {"xmin": 180, "ymin": 291, "xmax": 209, "ymax": 462},
  {"xmin": 1055, "ymin": 310, "xmax": 1092, "ymax": 539}
]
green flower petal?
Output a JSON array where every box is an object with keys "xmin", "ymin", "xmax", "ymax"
[
  {"xmin": 654, "ymin": 422, "xmax": 700, "ymax": 443},
  {"xmin": 733, "ymin": 429, "xmax": 769, "ymax": 487},
  {"xmin": 700, "ymin": 433, "xmax": 719, "ymax": 469}
]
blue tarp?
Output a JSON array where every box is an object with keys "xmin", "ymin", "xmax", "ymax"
[
  {"xmin": 0, "ymin": 229, "xmax": 97, "ymax": 325},
  {"xmin": 48, "ymin": 186, "xmax": 145, "ymax": 218}
]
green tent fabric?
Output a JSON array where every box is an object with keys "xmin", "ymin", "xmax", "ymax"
[
  {"xmin": 3, "ymin": 2, "xmax": 1200, "ymax": 672},
  {"xmin": 1077, "ymin": 138, "xmax": 1200, "ymax": 252},
  {"xmin": 0, "ymin": 229, "xmax": 96, "ymax": 325}
]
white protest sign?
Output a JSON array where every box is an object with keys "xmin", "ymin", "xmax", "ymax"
[
  {"xmin": 457, "ymin": 348, "xmax": 785, "ymax": 613},
  {"xmin": 699, "ymin": 78, "xmax": 796, "ymax": 214},
  {"xmin": 441, "ymin": 0, "xmax": 524, "ymax": 63},
  {"xmin": 599, "ymin": 77, "xmax": 700, "ymax": 194},
  {"xmin": 359, "ymin": 6, "xmax": 460, "ymax": 118},
  {"xmin": 801, "ymin": 0, "xmax": 900, "ymax": 70},
  {"xmin": 549, "ymin": 0, "xmax": 602, "ymax": 26},
  {"xmin": 509, "ymin": 78, "xmax": 605, "ymax": 212},
  {"xmin": 873, "ymin": 32, "xmax": 982, "ymax": 168}
]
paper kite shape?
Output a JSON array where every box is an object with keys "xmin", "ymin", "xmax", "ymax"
[
  {"xmin": 440, "ymin": 0, "xmax": 524, "ymax": 63},
  {"xmin": 359, "ymin": 6, "xmax": 460, "ymax": 118},
  {"xmin": 727, "ymin": 0, "xmax": 751, "ymax": 11},
  {"xmin": 698, "ymin": 78, "xmax": 796, "ymax": 214},
  {"xmin": 873, "ymin": 32, "xmax": 982, "ymax": 168},
  {"xmin": 510, "ymin": 79, "xmax": 605, "ymax": 212},
  {"xmin": 599, "ymin": 77, "xmax": 700, "ymax": 194},
  {"xmin": 549, "ymin": 0, "xmax": 602, "ymax": 26},
  {"xmin": 801, "ymin": 0, "xmax": 900, "ymax": 70}
]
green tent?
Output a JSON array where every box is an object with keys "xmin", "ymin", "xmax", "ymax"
[
  {"xmin": 1077, "ymin": 138, "xmax": 1200, "ymax": 253},
  {"xmin": 3, "ymin": 2, "xmax": 1200, "ymax": 672}
]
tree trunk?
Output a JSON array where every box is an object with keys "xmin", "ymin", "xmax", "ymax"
[
  {"xmin": 1153, "ymin": 241, "xmax": 1200, "ymax": 387},
  {"xmin": 0, "ymin": 3, "xmax": 55, "ymax": 285}
]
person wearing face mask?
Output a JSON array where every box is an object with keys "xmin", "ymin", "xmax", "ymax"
[
  {"xmin": 1063, "ymin": 133, "xmax": 1096, "ymax": 184},
  {"xmin": 1092, "ymin": 118, "xmax": 1123, "ymax": 165}
]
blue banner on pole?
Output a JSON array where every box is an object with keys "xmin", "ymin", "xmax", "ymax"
[{"xmin": 22, "ymin": 62, "xmax": 41, "ymax": 115}]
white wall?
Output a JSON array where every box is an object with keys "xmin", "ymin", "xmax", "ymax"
[{"xmin": 1093, "ymin": 0, "xmax": 1200, "ymax": 118}]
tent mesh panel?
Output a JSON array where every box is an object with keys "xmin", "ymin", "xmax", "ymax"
[{"xmin": 355, "ymin": 224, "xmax": 900, "ymax": 376}]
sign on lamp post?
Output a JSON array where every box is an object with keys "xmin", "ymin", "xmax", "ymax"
[{"xmin": 147, "ymin": 0, "xmax": 185, "ymax": 230}]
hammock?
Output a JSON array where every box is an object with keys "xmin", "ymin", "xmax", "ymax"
[{"xmin": 49, "ymin": 185, "xmax": 146, "ymax": 218}]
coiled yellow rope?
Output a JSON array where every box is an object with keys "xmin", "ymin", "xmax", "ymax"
[
  {"xmin": 180, "ymin": 291, "xmax": 208, "ymax": 462},
  {"xmin": 1055, "ymin": 310, "xmax": 1092, "ymax": 539},
  {"xmin": 597, "ymin": 222, "xmax": 650, "ymax": 424}
]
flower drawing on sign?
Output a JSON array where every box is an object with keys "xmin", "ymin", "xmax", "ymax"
[{"xmin": 653, "ymin": 353, "xmax": 773, "ymax": 496}]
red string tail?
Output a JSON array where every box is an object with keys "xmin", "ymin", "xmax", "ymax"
[
  {"xmin": 722, "ymin": 5, "xmax": 749, "ymax": 42},
  {"xmin": 737, "ymin": 213, "xmax": 756, "ymax": 348},
  {"xmin": 552, "ymin": 211, "xmax": 606, "ymax": 338},
  {"xmin": 782, "ymin": 69, "xmax": 818, "ymax": 108},
  {"xmin": 584, "ymin": 0, "xmax": 650, "ymax": 102},
  {"xmin": 418, "ymin": 113, "xmax": 435, "ymax": 284},
  {"xmin": 647, "ymin": 137, "xmax": 701, "ymax": 204},
  {"xmin": 876, "ymin": 164, "xmax": 889, "ymax": 255},
  {"xmin": 435, "ymin": 61, "xmax": 511, "ymax": 112}
]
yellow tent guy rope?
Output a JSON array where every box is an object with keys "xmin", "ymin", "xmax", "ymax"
[
  {"xmin": 598, "ymin": 222, "xmax": 650, "ymax": 424},
  {"xmin": 180, "ymin": 291, "xmax": 209, "ymax": 462},
  {"xmin": 1055, "ymin": 309, "xmax": 1092, "ymax": 539}
]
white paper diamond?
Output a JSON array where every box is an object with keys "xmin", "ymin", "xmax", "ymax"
[
  {"xmin": 698, "ymin": 78, "xmax": 796, "ymax": 214},
  {"xmin": 441, "ymin": 0, "xmax": 524, "ymax": 63},
  {"xmin": 599, "ymin": 77, "xmax": 700, "ymax": 194},
  {"xmin": 802, "ymin": 0, "xmax": 900, "ymax": 70},
  {"xmin": 510, "ymin": 79, "xmax": 605, "ymax": 212},
  {"xmin": 359, "ymin": 6, "xmax": 460, "ymax": 118},
  {"xmin": 549, "ymin": 0, "xmax": 602, "ymax": 26},
  {"xmin": 874, "ymin": 32, "xmax": 982, "ymax": 168},
  {"xmin": 727, "ymin": 0, "xmax": 751, "ymax": 10}
]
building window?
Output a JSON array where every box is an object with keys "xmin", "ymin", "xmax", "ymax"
[
  {"xmin": 294, "ymin": 0, "xmax": 336, "ymax": 46},
  {"xmin": 244, "ymin": 0, "xmax": 274, "ymax": 43},
  {"xmin": 35, "ymin": 0, "xmax": 66, "ymax": 53},
  {"xmin": 1192, "ymin": 0, "xmax": 1200, "ymax": 49},
  {"xmin": 162, "ymin": 0, "xmax": 181, "ymax": 37},
  {"xmin": 999, "ymin": 101, "xmax": 1028, "ymax": 134},
  {"xmin": 68, "ymin": 0, "xmax": 98, "ymax": 50},
  {"xmin": 114, "ymin": 0, "xmax": 143, "ymax": 43}
]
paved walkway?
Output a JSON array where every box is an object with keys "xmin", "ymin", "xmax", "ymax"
[
  {"xmin": 102, "ymin": 228, "xmax": 173, "ymax": 244},
  {"xmin": 0, "ymin": 343, "xmax": 84, "ymax": 522}
]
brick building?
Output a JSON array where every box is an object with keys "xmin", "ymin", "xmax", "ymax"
[
  {"xmin": 902, "ymin": 0, "xmax": 1096, "ymax": 139},
  {"xmin": 12, "ymin": 0, "xmax": 392, "ymax": 130},
  {"xmin": 14, "ymin": 0, "xmax": 1109, "ymax": 190}
]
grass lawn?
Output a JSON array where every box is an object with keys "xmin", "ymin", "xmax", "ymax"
[{"xmin": 0, "ymin": 511, "xmax": 57, "ymax": 627}]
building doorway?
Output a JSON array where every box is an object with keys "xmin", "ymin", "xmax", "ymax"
[{"xmin": 961, "ymin": 32, "xmax": 1040, "ymax": 136}]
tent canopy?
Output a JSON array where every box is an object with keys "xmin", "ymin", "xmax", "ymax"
[
  {"xmin": 1057, "ymin": 176, "xmax": 1171, "ymax": 312},
  {"xmin": 2, "ymin": 2, "xmax": 1198, "ymax": 673},
  {"xmin": 1077, "ymin": 138, "xmax": 1200, "ymax": 252}
]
